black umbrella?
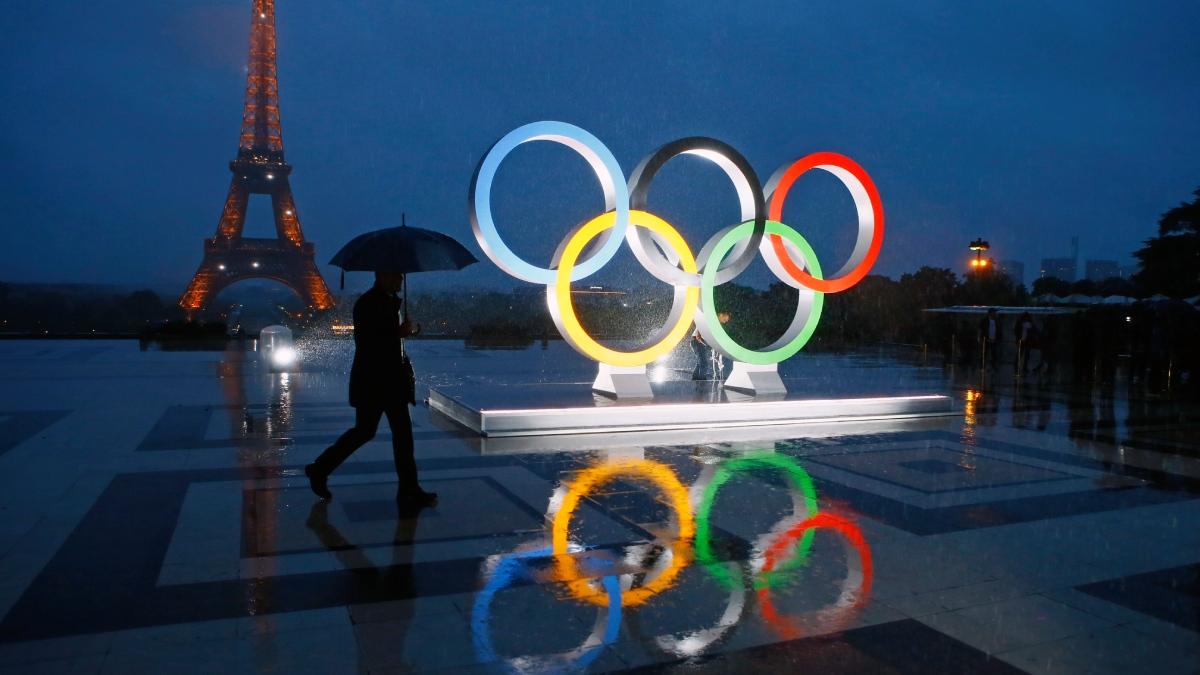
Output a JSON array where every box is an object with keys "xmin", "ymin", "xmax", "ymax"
[
  {"xmin": 329, "ymin": 214, "xmax": 478, "ymax": 277},
  {"xmin": 329, "ymin": 214, "xmax": 478, "ymax": 331}
]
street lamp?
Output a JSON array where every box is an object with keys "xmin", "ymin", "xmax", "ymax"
[{"xmin": 968, "ymin": 238, "xmax": 991, "ymax": 273}]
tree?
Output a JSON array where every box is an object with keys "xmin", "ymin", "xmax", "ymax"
[
  {"xmin": 958, "ymin": 268, "xmax": 1027, "ymax": 306},
  {"xmin": 1133, "ymin": 187, "xmax": 1200, "ymax": 298},
  {"xmin": 899, "ymin": 267, "xmax": 959, "ymax": 309},
  {"xmin": 1094, "ymin": 276, "xmax": 1137, "ymax": 297},
  {"xmin": 1069, "ymin": 279, "xmax": 1097, "ymax": 296},
  {"xmin": 119, "ymin": 290, "xmax": 170, "ymax": 324},
  {"xmin": 1032, "ymin": 276, "xmax": 1071, "ymax": 297}
]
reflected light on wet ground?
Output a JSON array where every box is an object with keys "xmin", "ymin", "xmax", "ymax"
[
  {"xmin": 467, "ymin": 451, "xmax": 876, "ymax": 669},
  {"xmin": 0, "ymin": 339, "xmax": 1196, "ymax": 673}
]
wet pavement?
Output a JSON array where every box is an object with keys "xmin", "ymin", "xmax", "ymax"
[{"xmin": 0, "ymin": 338, "xmax": 1196, "ymax": 673}]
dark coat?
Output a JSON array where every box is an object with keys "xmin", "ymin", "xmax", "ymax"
[{"xmin": 348, "ymin": 286, "xmax": 407, "ymax": 408}]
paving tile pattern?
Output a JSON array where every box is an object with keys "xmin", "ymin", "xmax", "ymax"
[{"xmin": 0, "ymin": 340, "xmax": 1196, "ymax": 673}]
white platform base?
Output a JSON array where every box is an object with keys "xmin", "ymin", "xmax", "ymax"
[
  {"xmin": 723, "ymin": 362, "xmax": 786, "ymax": 396},
  {"xmin": 454, "ymin": 416, "xmax": 954, "ymax": 455},
  {"xmin": 592, "ymin": 363, "xmax": 653, "ymax": 398},
  {"xmin": 429, "ymin": 381, "xmax": 957, "ymax": 438}
]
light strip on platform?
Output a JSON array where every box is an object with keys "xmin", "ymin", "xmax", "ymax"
[{"xmin": 476, "ymin": 394, "xmax": 950, "ymax": 416}]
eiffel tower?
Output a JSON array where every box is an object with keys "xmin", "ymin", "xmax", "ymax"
[{"xmin": 180, "ymin": 0, "xmax": 334, "ymax": 314}]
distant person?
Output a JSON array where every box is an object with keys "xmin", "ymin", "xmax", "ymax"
[
  {"xmin": 692, "ymin": 311, "xmax": 730, "ymax": 380},
  {"xmin": 979, "ymin": 308, "xmax": 1002, "ymax": 371},
  {"xmin": 306, "ymin": 271, "xmax": 437, "ymax": 508},
  {"xmin": 1016, "ymin": 311, "xmax": 1038, "ymax": 374}
]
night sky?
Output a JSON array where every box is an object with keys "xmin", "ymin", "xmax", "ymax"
[{"xmin": 2, "ymin": 1, "xmax": 1198, "ymax": 295}]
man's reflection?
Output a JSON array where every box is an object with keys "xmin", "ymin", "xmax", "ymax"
[
  {"xmin": 1010, "ymin": 380, "xmax": 1033, "ymax": 430},
  {"xmin": 306, "ymin": 500, "xmax": 426, "ymax": 670},
  {"xmin": 305, "ymin": 500, "xmax": 424, "ymax": 580},
  {"xmin": 1067, "ymin": 386, "xmax": 1099, "ymax": 444},
  {"xmin": 1010, "ymin": 379, "xmax": 1053, "ymax": 432}
]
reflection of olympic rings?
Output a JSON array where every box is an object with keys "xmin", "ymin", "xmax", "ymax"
[
  {"xmin": 693, "ymin": 453, "xmax": 820, "ymax": 591},
  {"xmin": 648, "ymin": 560, "xmax": 746, "ymax": 658},
  {"xmin": 756, "ymin": 512, "xmax": 874, "ymax": 640},
  {"xmin": 469, "ymin": 122, "xmax": 884, "ymax": 368},
  {"xmin": 471, "ymin": 544, "xmax": 622, "ymax": 673},
  {"xmin": 477, "ymin": 454, "xmax": 874, "ymax": 665},
  {"xmin": 636, "ymin": 455, "xmax": 816, "ymax": 659},
  {"xmin": 552, "ymin": 460, "xmax": 694, "ymax": 607}
]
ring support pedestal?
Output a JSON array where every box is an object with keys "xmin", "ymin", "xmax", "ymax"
[
  {"xmin": 428, "ymin": 381, "xmax": 957, "ymax": 438},
  {"xmin": 593, "ymin": 364, "xmax": 653, "ymax": 399},
  {"xmin": 723, "ymin": 362, "xmax": 786, "ymax": 396}
]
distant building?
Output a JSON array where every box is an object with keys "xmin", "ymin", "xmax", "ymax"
[
  {"xmin": 996, "ymin": 260, "xmax": 1025, "ymax": 286},
  {"xmin": 1120, "ymin": 264, "xmax": 1139, "ymax": 279},
  {"xmin": 1085, "ymin": 260, "xmax": 1120, "ymax": 282},
  {"xmin": 1040, "ymin": 257, "xmax": 1077, "ymax": 282}
]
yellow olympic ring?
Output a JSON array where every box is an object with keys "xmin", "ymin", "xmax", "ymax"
[
  {"xmin": 551, "ymin": 460, "xmax": 695, "ymax": 607},
  {"xmin": 552, "ymin": 210, "xmax": 700, "ymax": 368}
]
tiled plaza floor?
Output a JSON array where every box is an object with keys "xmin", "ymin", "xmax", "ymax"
[{"xmin": 0, "ymin": 339, "xmax": 1196, "ymax": 673}]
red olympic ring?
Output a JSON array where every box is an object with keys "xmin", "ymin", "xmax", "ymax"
[
  {"xmin": 767, "ymin": 152, "xmax": 884, "ymax": 293},
  {"xmin": 756, "ymin": 512, "xmax": 874, "ymax": 640}
]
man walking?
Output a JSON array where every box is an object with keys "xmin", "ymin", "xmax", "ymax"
[{"xmin": 305, "ymin": 271, "xmax": 437, "ymax": 507}]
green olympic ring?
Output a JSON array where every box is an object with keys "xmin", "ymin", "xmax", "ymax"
[
  {"xmin": 693, "ymin": 452, "xmax": 820, "ymax": 591},
  {"xmin": 700, "ymin": 220, "xmax": 824, "ymax": 365}
]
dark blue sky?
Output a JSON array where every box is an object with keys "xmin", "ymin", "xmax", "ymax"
[{"xmin": 2, "ymin": 0, "xmax": 1198, "ymax": 295}]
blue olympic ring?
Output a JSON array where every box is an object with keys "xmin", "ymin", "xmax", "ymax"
[
  {"xmin": 469, "ymin": 121, "xmax": 631, "ymax": 284},
  {"xmin": 471, "ymin": 546, "xmax": 623, "ymax": 671}
]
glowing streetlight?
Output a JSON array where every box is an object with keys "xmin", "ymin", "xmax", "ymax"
[
  {"xmin": 271, "ymin": 346, "xmax": 296, "ymax": 367},
  {"xmin": 968, "ymin": 238, "xmax": 991, "ymax": 273},
  {"xmin": 261, "ymin": 325, "xmax": 297, "ymax": 372}
]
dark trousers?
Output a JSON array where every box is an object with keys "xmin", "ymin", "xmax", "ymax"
[{"xmin": 312, "ymin": 405, "xmax": 418, "ymax": 489}]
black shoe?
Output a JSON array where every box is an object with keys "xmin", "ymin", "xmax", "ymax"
[
  {"xmin": 397, "ymin": 488, "xmax": 437, "ymax": 507},
  {"xmin": 305, "ymin": 464, "xmax": 332, "ymax": 500}
]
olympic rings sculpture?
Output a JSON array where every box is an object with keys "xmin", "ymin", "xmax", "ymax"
[
  {"xmin": 469, "ymin": 121, "xmax": 884, "ymax": 387},
  {"xmin": 470, "ymin": 452, "xmax": 874, "ymax": 667}
]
